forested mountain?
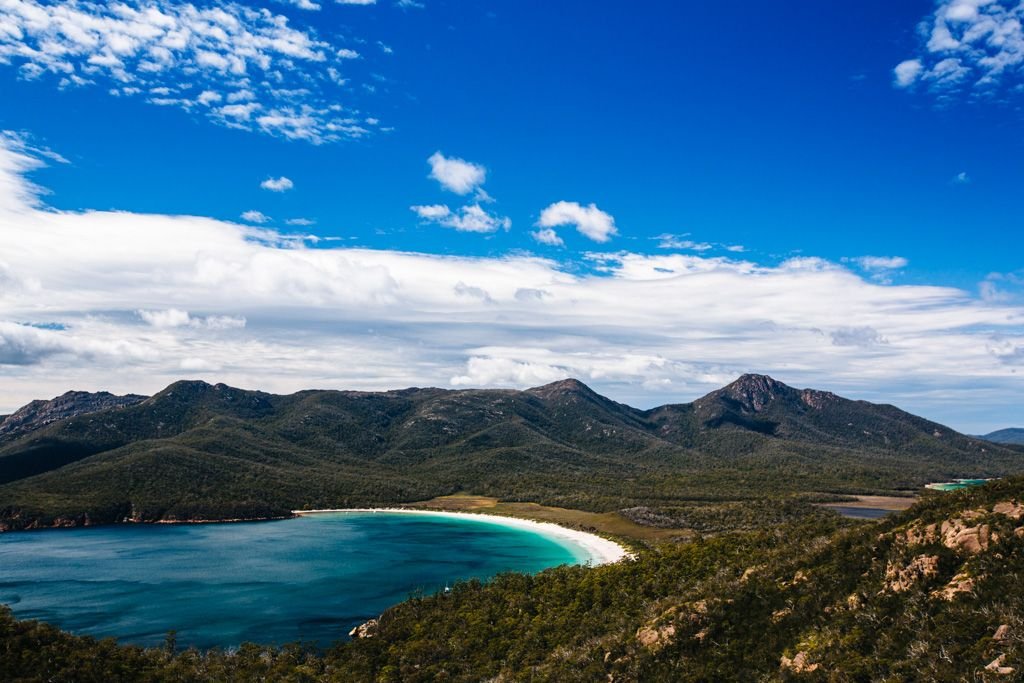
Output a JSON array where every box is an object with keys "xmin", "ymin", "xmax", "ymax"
[
  {"xmin": 982, "ymin": 428, "xmax": 1024, "ymax": 445},
  {"xmin": 4, "ymin": 475, "xmax": 1024, "ymax": 681},
  {"xmin": 0, "ymin": 391, "xmax": 145, "ymax": 443},
  {"xmin": 0, "ymin": 375, "xmax": 1018, "ymax": 530}
]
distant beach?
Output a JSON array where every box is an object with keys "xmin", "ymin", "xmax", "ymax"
[{"xmin": 292, "ymin": 508, "xmax": 632, "ymax": 566}]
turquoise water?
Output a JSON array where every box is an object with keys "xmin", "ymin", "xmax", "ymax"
[
  {"xmin": 0, "ymin": 512, "xmax": 585, "ymax": 649},
  {"xmin": 926, "ymin": 479, "xmax": 991, "ymax": 491}
]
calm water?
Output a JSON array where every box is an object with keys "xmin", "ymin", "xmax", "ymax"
[
  {"xmin": 0, "ymin": 512, "xmax": 585, "ymax": 649},
  {"xmin": 828, "ymin": 506, "xmax": 892, "ymax": 519}
]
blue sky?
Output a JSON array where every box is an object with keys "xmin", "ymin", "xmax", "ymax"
[{"xmin": 0, "ymin": 0, "xmax": 1022, "ymax": 431}]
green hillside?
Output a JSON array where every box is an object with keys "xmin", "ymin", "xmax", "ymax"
[
  {"xmin": 983, "ymin": 428, "xmax": 1024, "ymax": 446},
  {"xmin": 0, "ymin": 375, "xmax": 1019, "ymax": 530},
  {"xmin": 4, "ymin": 475, "xmax": 1024, "ymax": 681}
]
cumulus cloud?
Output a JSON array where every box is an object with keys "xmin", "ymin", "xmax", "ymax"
[
  {"xmin": 895, "ymin": 1, "xmax": 1024, "ymax": 96},
  {"xmin": 2, "ymin": 138, "xmax": 1024, "ymax": 431},
  {"xmin": 414, "ymin": 152, "xmax": 508, "ymax": 234},
  {"xmin": 261, "ymin": 176, "xmax": 294, "ymax": 192},
  {"xmin": 0, "ymin": 0, "xmax": 384, "ymax": 143},
  {"xmin": 537, "ymin": 201, "xmax": 617, "ymax": 243},
  {"xmin": 427, "ymin": 152, "xmax": 486, "ymax": 195},
  {"xmin": 952, "ymin": 171, "xmax": 971, "ymax": 184}
]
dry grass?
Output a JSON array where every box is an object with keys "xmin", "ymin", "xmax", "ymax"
[{"xmin": 407, "ymin": 493, "xmax": 692, "ymax": 545}]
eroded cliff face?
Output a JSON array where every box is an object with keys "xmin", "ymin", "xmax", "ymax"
[{"xmin": 0, "ymin": 391, "xmax": 146, "ymax": 441}]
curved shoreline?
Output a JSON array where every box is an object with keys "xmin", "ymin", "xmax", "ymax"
[{"xmin": 292, "ymin": 508, "xmax": 633, "ymax": 566}]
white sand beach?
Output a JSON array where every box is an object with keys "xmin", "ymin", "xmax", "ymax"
[{"xmin": 292, "ymin": 508, "xmax": 632, "ymax": 566}]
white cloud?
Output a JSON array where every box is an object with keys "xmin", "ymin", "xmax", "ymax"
[
  {"xmin": 848, "ymin": 256, "xmax": 909, "ymax": 272},
  {"xmin": 0, "ymin": 0, "xmax": 385, "ymax": 143},
  {"xmin": 138, "ymin": 309, "xmax": 246, "ymax": 330},
  {"xmin": 411, "ymin": 204, "xmax": 452, "ymax": 220},
  {"xmin": 286, "ymin": 217, "xmax": 316, "ymax": 226},
  {"xmin": 139, "ymin": 308, "xmax": 193, "ymax": 328},
  {"xmin": 895, "ymin": 1, "xmax": 1024, "ymax": 96},
  {"xmin": 197, "ymin": 90, "xmax": 222, "ymax": 106},
  {"xmin": 241, "ymin": 210, "xmax": 271, "ymax": 223},
  {"xmin": 536, "ymin": 201, "xmax": 617, "ymax": 243},
  {"xmin": 338, "ymin": 0, "xmax": 377, "ymax": 4},
  {"xmin": 656, "ymin": 234, "xmax": 712, "ymax": 251},
  {"xmin": 415, "ymin": 153, "xmax": 508, "ymax": 235},
  {"xmin": 411, "ymin": 203, "xmax": 511, "ymax": 233},
  {"xmin": 260, "ymin": 176, "xmax": 294, "ymax": 192},
  {"xmin": 894, "ymin": 59, "xmax": 924, "ymax": 87},
  {"xmin": 531, "ymin": 228, "xmax": 564, "ymax": 247},
  {"xmin": 427, "ymin": 152, "xmax": 486, "ymax": 195},
  {"xmin": 953, "ymin": 171, "xmax": 971, "ymax": 184},
  {"xmin": 282, "ymin": 0, "xmax": 321, "ymax": 9},
  {"xmin": 2, "ymin": 139, "xmax": 1024, "ymax": 431}
]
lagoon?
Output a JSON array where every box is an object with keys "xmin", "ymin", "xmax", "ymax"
[{"xmin": 0, "ymin": 511, "xmax": 596, "ymax": 649}]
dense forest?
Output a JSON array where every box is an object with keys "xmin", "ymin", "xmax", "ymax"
[
  {"xmin": 4, "ymin": 477, "xmax": 1024, "ymax": 681},
  {"xmin": 1, "ymin": 374, "xmax": 1019, "ymax": 530}
]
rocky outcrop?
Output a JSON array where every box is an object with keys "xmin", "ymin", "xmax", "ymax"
[
  {"xmin": 899, "ymin": 501, "xmax": 1024, "ymax": 556},
  {"xmin": 0, "ymin": 390, "xmax": 146, "ymax": 441},
  {"xmin": 993, "ymin": 501, "xmax": 1024, "ymax": 520},
  {"xmin": 348, "ymin": 618, "xmax": 379, "ymax": 639},
  {"xmin": 884, "ymin": 555, "xmax": 940, "ymax": 592},
  {"xmin": 636, "ymin": 623, "xmax": 676, "ymax": 652},
  {"xmin": 780, "ymin": 651, "xmax": 820, "ymax": 674},
  {"xmin": 985, "ymin": 654, "xmax": 1015, "ymax": 676},
  {"xmin": 933, "ymin": 571, "xmax": 975, "ymax": 601}
]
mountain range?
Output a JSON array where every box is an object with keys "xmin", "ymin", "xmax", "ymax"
[
  {"xmin": 0, "ymin": 374, "xmax": 1020, "ymax": 530},
  {"xmin": 980, "ymin": 428, "xmax": 1024, "ymax": 446}
]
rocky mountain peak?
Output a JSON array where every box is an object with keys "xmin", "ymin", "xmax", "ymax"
[
  {"xmin": 0, "ymin": 390, "xmax": 147, "ymax": 441},
  {"xmin": 526, "ymin": 378, "xmax": 598, "ymax": 400},
  {"xmin": 718, "ymin": 374, "xmax": 797, "ymax": 413}
]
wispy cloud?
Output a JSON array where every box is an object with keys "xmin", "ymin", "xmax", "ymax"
[
  {"xmin": 531, "ymin": 227, "xmax": 564, "ymax": 247},
  {"xmin": 895, "ymin": 1, "xmax": 1024, "ymax": 96},
  {"xmin": 241, "ymin": 210, "xmax": 271, "ymax": 223},
  {"xmin": 0, "ymin": 0, "xmax": 384, "ymax": 143},
  {"xmin": 846, "ymin": 256, "xmax": 909, "ymax": 272},
  {"xmin": 536, "ymin": 201, "xmax": 617, "ymax": 243},
  {"xmin": 655, "ymin": 234, "xmax": 712, "ymax": 251},
  {"xmin": 139, "ymin": 309, "xmax": 245, "ymax": 330}
]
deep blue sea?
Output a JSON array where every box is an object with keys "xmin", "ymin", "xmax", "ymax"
[{"xmin": 0, "ymin": 512, "xmax": 586, "ymax": 649}]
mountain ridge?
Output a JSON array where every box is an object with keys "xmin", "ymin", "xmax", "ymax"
[
  {"xmin": 0, "ymin": 374, "xmax": 1019, "ymax": 531},
  {"xmin": 981, "ymin": 428, "xmax": 1024, "ymax": 445}
]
